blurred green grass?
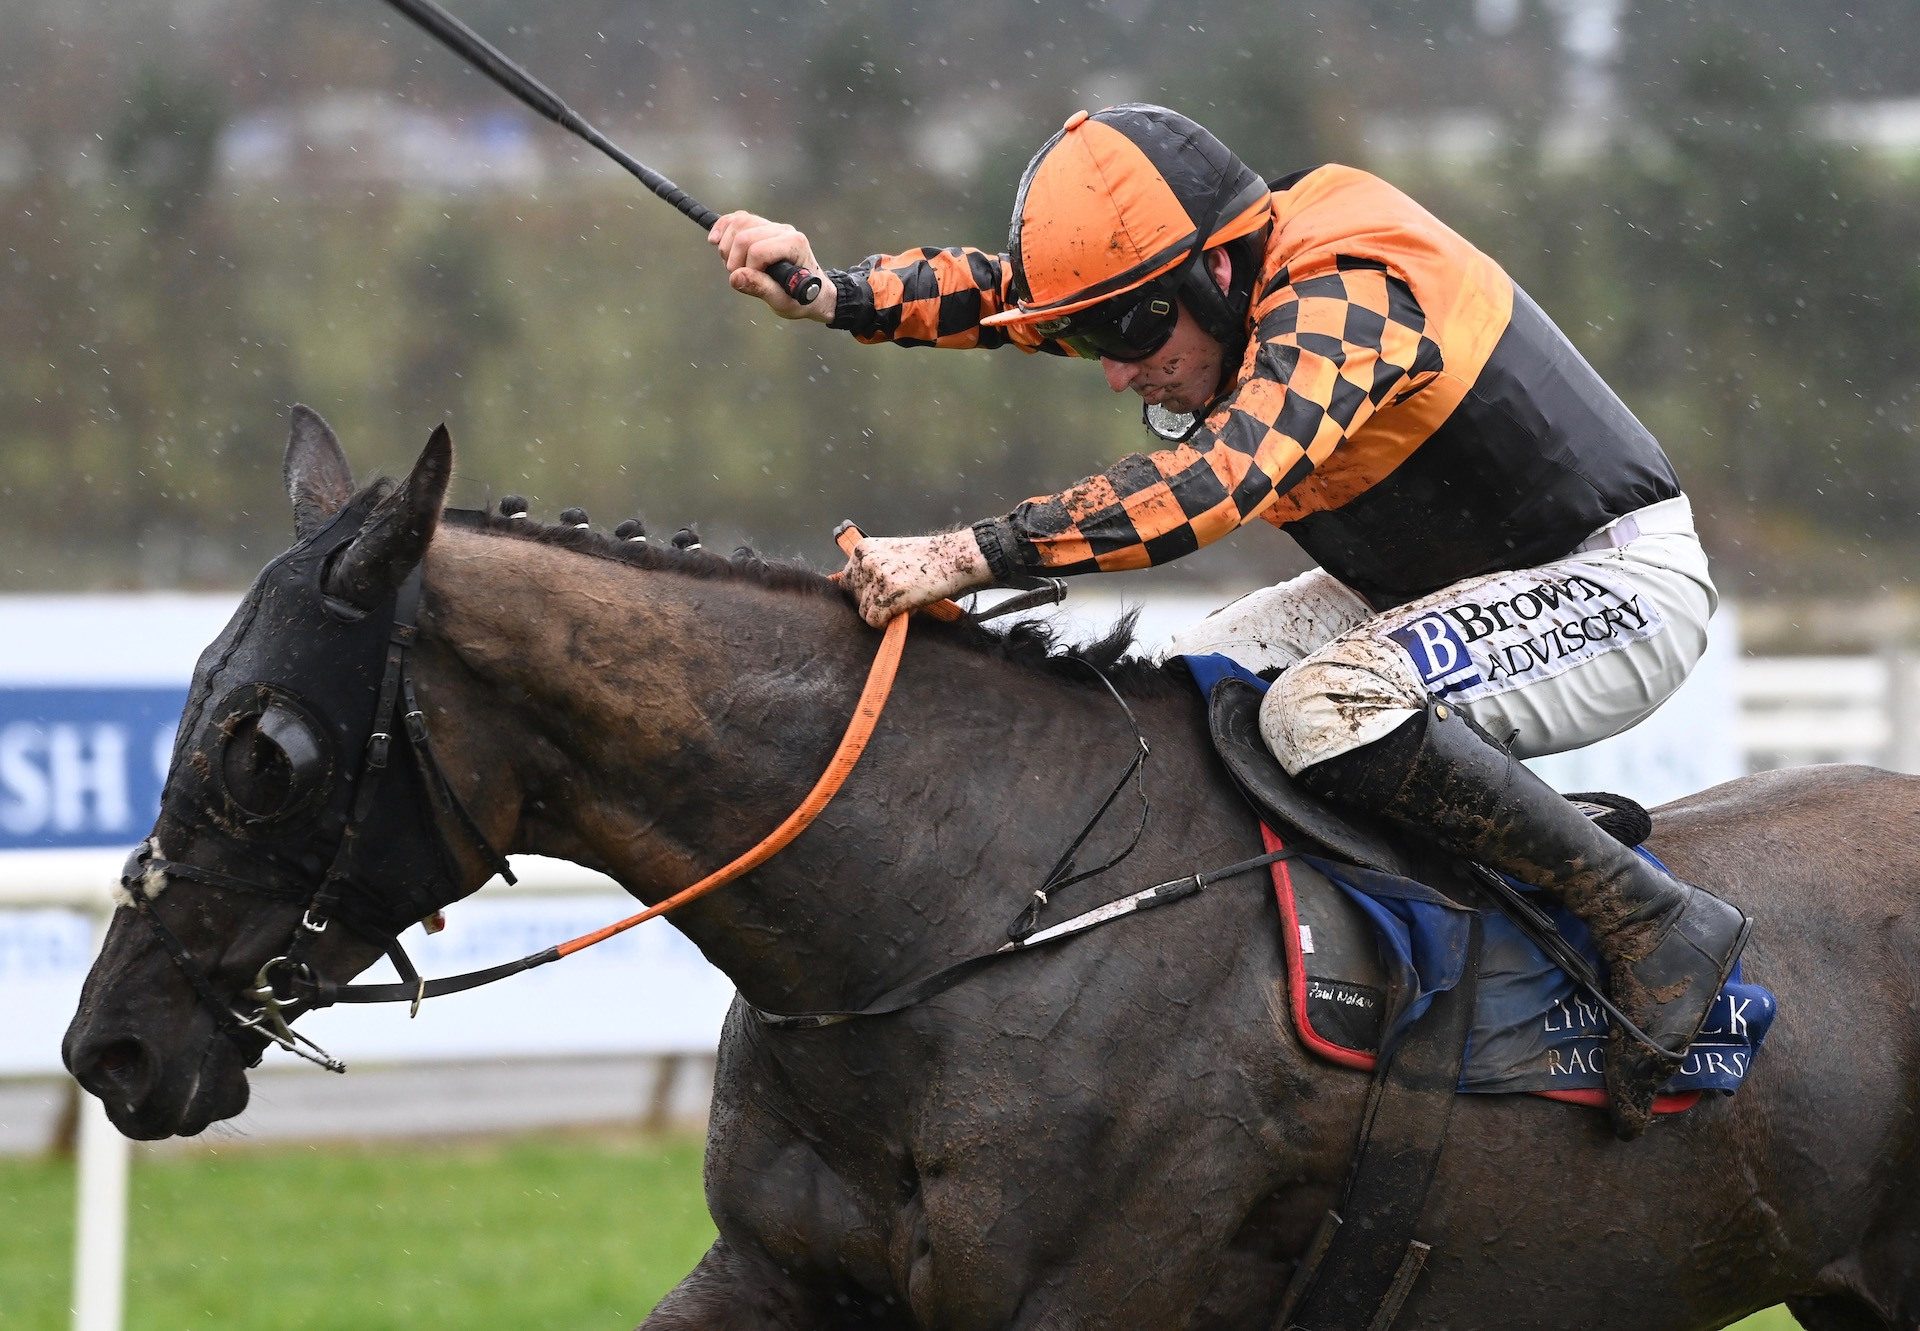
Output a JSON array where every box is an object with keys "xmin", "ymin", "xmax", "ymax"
[
  {"xmin": 0, "ymin": 1133, "xmax": 1803, "ymax": 1329},
  {"xmin": 1, "ymin": 1133, "xmax": 712, "ymax": 1330}
]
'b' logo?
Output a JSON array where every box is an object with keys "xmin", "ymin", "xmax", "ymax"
[{"xmin": 1387, "ymin": 615, "xmax": 1483, "ymax": 695}]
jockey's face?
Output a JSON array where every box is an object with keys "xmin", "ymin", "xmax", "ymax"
[
  {"xmin": 1095, "ymin": 248, "xmax": 1234, "ymax": 418},
  {"xmin": 1097, "ymin": 301, "xmax": 1226, "ymax": 417}
]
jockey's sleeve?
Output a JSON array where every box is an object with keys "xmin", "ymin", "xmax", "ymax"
[
  {"xmin": 826, "ymin": 247, "xmax": 1070, "ymax": 355},
  {"xmin": 971, "ymin": 267, "xmax": 1444, "ymax": 578}
]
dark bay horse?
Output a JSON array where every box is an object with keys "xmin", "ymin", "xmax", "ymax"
[{"xmin": 63, "ymin": 413, "xmax": 1920, "ymax": 1330}]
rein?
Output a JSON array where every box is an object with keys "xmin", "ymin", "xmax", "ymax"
[
  {"xmin": 748, "ymin": 842, "xmax": 1295, "ymax": 1030},
  {"xmin": 747, "ymin": 647, "xmax": 1294, "ymax": 1030},
  {"xmin": 292, "ymin": 520, "xmax": 909, "ymax": 1009},
  {"xmin": 127, "ymin": 515, "xmax": 924, "ymax": 1074},
  {"xmin": 293, "ymin": 554, "xmax": 1273, "ymax": 1032}
]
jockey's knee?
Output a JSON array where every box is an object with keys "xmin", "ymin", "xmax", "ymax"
[
  {"xmin": 1166, "ymin": 571, "xmax": 1371, "ymax": 676},
  {"xmin": 1258, "ymin": 636, "xmax": 1429, "ymax": 776}
]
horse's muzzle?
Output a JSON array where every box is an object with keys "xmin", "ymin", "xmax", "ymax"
[{"xmin": 65, "ymin": 1018, "xmax": 252, "ymax": 1140}]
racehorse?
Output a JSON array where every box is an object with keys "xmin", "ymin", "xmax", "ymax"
[{"xmin": 63, "ymin": 411, "xmax": 1920, "ymax": 1331}]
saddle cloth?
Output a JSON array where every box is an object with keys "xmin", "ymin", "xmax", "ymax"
[{"xmin": 1182, "ymin": 653, "xmax": 1776, "ymax": 1110}]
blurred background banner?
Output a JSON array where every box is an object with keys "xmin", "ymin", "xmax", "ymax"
[
  {"xmin": 0, "ymin": 594, "xmax": 737, "ymax": 1078},
  {"xmin": 0, "ymin": 687, "xmax": 180, "ymax": 851},
  {"xmin": 0, "ymin": 597, "xmax": 232, "ymax": 850}
]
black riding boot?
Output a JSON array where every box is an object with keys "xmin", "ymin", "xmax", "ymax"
[{"xmin": 1297, "ymin": 702, "xmax": 1750, "ymax": 1140}]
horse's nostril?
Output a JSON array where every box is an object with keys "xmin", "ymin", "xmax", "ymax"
[
  {"xmin": 96, "ymin": 1041, "xmax": 140, "ymax": 1075},
  {"xmin": 75, "ymin": 1037, "xmax": 154, "ymax": 1105}
]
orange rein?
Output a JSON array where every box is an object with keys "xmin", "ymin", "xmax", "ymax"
[{"xmin": 551, "ymin": 523, "xmax": 955, "ymax": 957}]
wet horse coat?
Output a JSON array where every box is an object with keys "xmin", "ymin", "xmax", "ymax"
[{"xmin": 63, "ymin": 418, "xmax": 1920, "ymax": 1330}]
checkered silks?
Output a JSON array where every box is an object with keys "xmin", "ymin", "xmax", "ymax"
[
  {"xmin": 998, "ymin": 261, "xmax": 1443, "ymax": 573},
  {"xmin": 842, "ymin": 246, "xmax": 1064, "ymax": 353},
  {"xmin": 838, "ymin": 240, "xmax": 1442, "ymax": 573}
]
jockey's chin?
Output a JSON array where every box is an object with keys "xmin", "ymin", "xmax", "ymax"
[{"xmin": 1140, "ymin": 382, "xmax": 1209, "ymax": 416}]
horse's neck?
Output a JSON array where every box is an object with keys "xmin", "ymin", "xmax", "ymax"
[{"xmin": 427, "ymin": 531, "xmax": 1151, "ymax": 1013}]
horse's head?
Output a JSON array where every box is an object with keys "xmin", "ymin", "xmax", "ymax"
[{"xmin": 62, "ymin": 407, "xmax": 505, "ymax": 1139}]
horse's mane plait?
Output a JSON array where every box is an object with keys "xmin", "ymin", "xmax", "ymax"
[{"xmin": 429, "ymin": 499, "xmax": 1183, "ymax": 697}]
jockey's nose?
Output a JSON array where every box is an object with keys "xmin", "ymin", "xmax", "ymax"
[{"xmin": 1100, "ymin": 355, "xmax": 1143, "ymax": 393}]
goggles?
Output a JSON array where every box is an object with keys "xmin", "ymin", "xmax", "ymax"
[{"xmin": 1034, "ymin": 279, "xmax": 1181, "ymax": 362}]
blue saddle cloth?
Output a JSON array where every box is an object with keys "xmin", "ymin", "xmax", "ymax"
[{"xmin": 1185, "ymin": 653, "xmax": 1775, "ymax": 1100}]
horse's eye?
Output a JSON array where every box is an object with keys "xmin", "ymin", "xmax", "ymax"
[
  {"xmin": 222, "ymin": 717, "xmax": 293, "ymax": 816},
  {"xmin": 218, "ymin": 700, "xmax": 327, "ymax": 822}
]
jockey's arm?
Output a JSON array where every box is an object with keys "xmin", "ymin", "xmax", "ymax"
[
  {"xmin": 839, "ymin": 271, "xmax": 1439, "ymax": 626},
  {"xmin": 709, "ymin": 211, "xmax": 1070, "ymax": 354},
  {"xmin": 713, "ymin": 220, "xmax": 1441, "ymax": 625}
]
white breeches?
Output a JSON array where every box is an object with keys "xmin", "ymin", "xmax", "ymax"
[{"xmin": 1167, "ymin": 496, "xmax": 1717, "ymax": 774}]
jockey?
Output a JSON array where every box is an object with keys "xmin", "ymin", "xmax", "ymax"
[{"xmin": 710, "ymin": 103, "xmax": 1747, "ymax": 1139}]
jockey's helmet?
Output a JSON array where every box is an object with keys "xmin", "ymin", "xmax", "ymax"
[{"xmin": 982, "ymin": 104, "xmax": 1271, "ymax": 359}]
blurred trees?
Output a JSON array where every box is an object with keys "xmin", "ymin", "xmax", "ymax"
[
  {"xmin": 106, "ymin": 67, "xmax": 225, "ymax": 224},
  {"xmin": 1408, "ymin": 15, "xmax": 1920, "ymax": 593},
  {"xmin": 1618, "ymin": 30, "xmax": 1920, "ymax": 540},
  {"xmin": 1, "ymin": 0, "xmax": 1916, "ymax": 597}
]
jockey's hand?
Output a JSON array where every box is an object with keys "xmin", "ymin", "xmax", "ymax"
[
  {"xmin": 709, "ymin": 211, "xmax": 836, "ymax": 322},
  {"xmin": 842, "ymin": 531, "xmax": 993, "ymax": 627}
]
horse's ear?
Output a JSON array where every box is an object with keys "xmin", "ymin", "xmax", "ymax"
[
  {"xmin": 284, "ymin": 405, "xmax": 356, "ymax": 541},
  {"xmin": 323, "ymin": 425, "xmax": 454, "ymax": 610}
]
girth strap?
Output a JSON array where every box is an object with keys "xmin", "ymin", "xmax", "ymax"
[{"xmin": 1274, "ymin": 912, "xmax": 1483, "ymax": 1331}]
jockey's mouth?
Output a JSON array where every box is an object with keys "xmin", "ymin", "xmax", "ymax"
[{"xmin": 1138, "ymin": 384, "xmax": 1190, "ymax": 409}]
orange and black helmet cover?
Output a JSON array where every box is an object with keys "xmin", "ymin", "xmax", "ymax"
[{"xmin": 986, "ymin": 104, "xmax": 1272, "ymax": 329}]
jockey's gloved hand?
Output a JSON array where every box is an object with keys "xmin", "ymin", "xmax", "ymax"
[
  {"xmin": 709, "ymin": 211, "xmax": 836, "ymax": 322},
  {"xmin": 841, "ymin": 530, "xmax": 993, "ymax": 627}
]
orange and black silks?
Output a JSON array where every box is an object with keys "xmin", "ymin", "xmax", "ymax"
[{"xmin": 825, "ymin": 165, "xmax": 1680, "ymax": 610}]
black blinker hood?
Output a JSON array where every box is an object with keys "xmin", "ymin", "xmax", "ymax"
[{"xmin": 154, "ymin": 493, "xmax": 461, "ymax": 937}]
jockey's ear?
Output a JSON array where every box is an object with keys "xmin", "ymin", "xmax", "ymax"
[
  {"xmin": 323, "ymin": 424, "xmax": 453, "ymax": 611},
  {"xmin": 284, "ymin": 404, "xmax": 356, "ymax": 540},
  {"xmin": 1205, "ymin": 245, "xmax": 1232, "ymax": 295}
]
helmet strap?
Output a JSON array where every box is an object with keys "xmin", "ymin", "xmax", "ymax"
[{"xmin": 1174, "ymin": 224, "xmax": 1267, "ymax": 409}]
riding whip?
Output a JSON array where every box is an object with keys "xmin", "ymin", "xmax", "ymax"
[{"xmin": 378, "ymin": 0, "xmax": 821, "ymax": 304}]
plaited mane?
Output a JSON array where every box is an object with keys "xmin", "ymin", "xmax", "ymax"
[{"xmin": 398, "ymin": 490, "xmax": 1183, "ymax": 696}]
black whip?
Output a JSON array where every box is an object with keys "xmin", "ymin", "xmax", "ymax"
[{"xmin": 380, "ymin": 0, "xmax": 821, "ymax": 304}]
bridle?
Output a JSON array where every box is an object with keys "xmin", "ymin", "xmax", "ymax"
[{"xmin": 125, "ymin": 562, "xmax": 520, "ymax": 1071}]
